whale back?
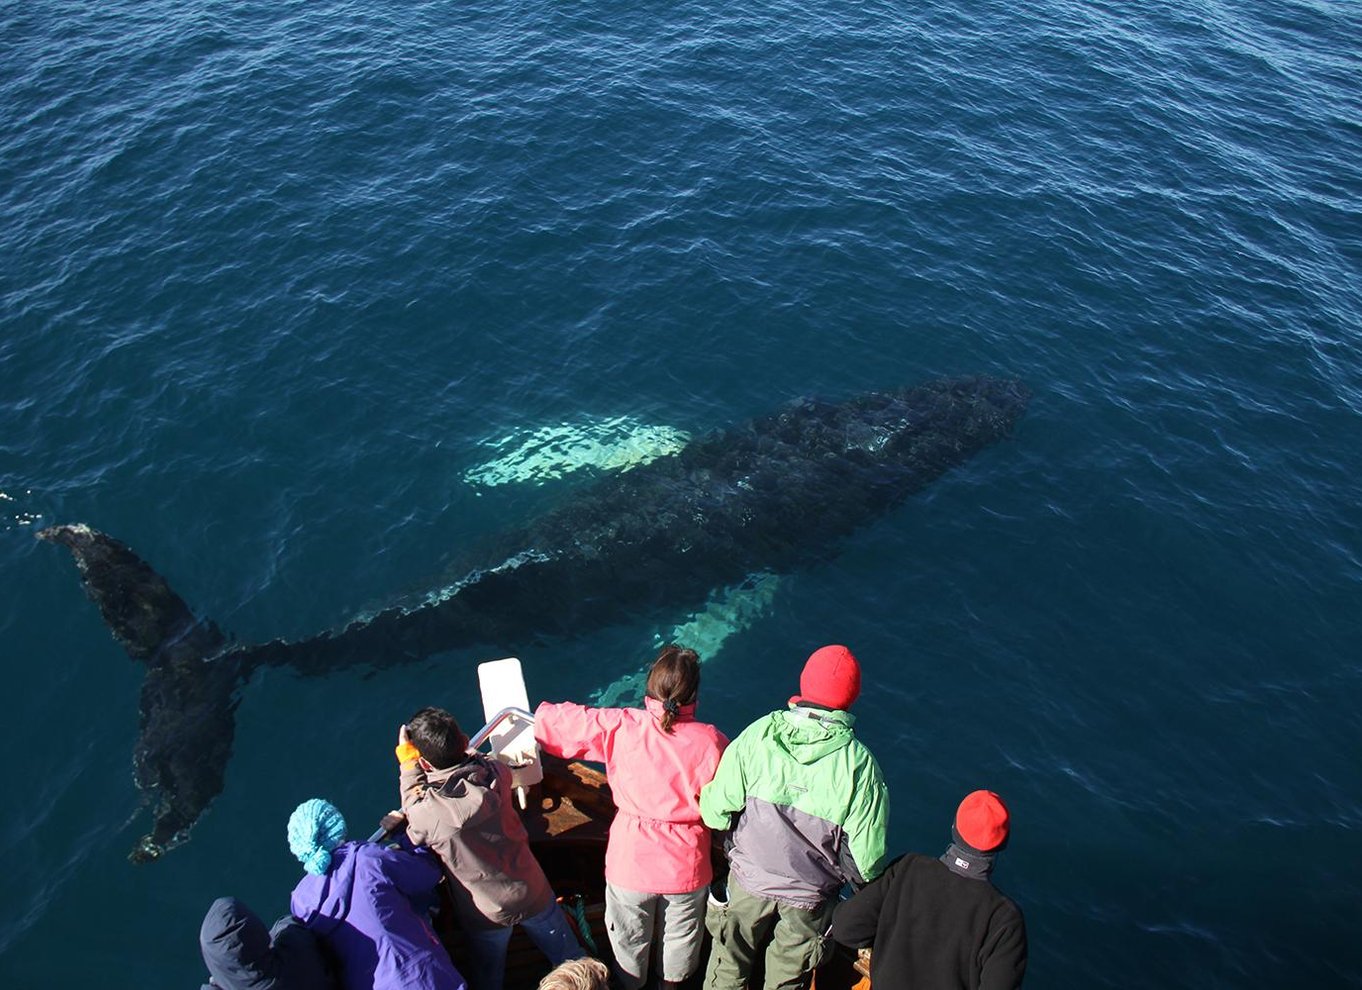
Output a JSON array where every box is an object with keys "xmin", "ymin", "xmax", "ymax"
[{"xmin": 512, "ymin": 375, "xmax": 1029, "ymax": 577}]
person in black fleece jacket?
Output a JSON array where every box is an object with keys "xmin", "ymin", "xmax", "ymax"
[{"xmin": 830, "ymin": 790, "xmax": 1026, "ymax": 990}]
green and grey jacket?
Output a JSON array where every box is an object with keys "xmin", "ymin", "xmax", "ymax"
[{"xmin": 699, "ymin": 704, "xmax": 890, "ymax": 909}]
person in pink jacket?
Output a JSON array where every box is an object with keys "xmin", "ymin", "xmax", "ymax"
[{"xmin": 534, "ymin": 645, "xmax": 728, "ymax": 990}]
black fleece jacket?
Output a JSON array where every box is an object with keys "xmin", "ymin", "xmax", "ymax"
[{"xmin": 830, "ymin": 853, "xmax": 1026, "ymax": 990}]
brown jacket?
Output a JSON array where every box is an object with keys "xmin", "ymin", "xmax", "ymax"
[{"xmin": 400, "ymin": 753, "xmax": 553, "ymax": 931}]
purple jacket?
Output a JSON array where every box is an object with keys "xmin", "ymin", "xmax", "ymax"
[{"xmin": 289, "ymin": 841, "xmax": 465, "ymax": 990}]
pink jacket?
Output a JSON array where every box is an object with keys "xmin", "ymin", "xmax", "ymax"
[{"xmin": 535, "ymin": 698, "xmax": 728, "ymax": 895}]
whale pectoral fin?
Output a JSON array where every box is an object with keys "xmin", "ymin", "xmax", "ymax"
[
  {"xmin": 589, "ymin": 573, "xmax": 783, "ymax": 706},
  {"xmin": 127, "ymin": 656, "xmax": 242, "ymax": 862}
]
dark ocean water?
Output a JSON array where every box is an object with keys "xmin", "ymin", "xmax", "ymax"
[{"xmin": 3, "ymin": 0, "xmax": 1360, "ymax": 986}]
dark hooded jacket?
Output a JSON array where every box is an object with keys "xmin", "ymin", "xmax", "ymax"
[{"xmin": 198, "ymin": 896, "xmax": 333, "ymax": 990}]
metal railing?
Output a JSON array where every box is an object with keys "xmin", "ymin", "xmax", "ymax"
[{"xmin": 467, "ymin": 706, "xmax": 535, "ymax": 751}]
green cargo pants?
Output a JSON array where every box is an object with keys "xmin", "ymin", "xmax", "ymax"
[{"xmin": 703, "ymin": 877, "xmax": 835, "ymax": 990}]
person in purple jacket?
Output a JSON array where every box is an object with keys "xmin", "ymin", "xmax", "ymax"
[{"xmin": 287, "ymin": 798, "xmax": 466, "ymax": 990}]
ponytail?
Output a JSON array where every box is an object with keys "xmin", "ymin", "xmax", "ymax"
[
  {"xmin": 647, "ymin": 644, "xmax": 700, "ymax": 734},
  {"xmin": 302, "ymin": 846, "xmax": 334, "ymax": 876}
]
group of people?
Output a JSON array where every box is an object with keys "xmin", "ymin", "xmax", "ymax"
[{"xmin": 199, "ymin": 643, "xmax": 1026, "ymax": 990}]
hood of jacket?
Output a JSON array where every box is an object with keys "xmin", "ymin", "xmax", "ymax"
[
  {"xmin": 424, "ymin": 751, "xmax": 500, "ymax": 797},
  {"xmin": 199, "ymin": 897, "xmax": 284, "ymax": 990},
  {"xmin": 772, "ymin": 703, "xmax": 857, "ymax": 764}
]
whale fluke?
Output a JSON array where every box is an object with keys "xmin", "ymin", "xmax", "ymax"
[{"xmin": 38, "ymin": 524, "xmax": 245, "ymax": 862}]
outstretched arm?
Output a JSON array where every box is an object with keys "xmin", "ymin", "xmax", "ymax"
[
  {"xmin": 533, "ymin": 701, "xmax": 625, "ymax": 763},
  {"xmin": 830, "ymin": 858, "xmax": 897, "ymax": 948}
]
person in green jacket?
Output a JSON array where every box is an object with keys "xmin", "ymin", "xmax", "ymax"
[{"xmin": 699, "ymin": 645, "xmax": 889, "ymax": 990}]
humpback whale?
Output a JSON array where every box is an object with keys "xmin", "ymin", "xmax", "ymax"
[{"xmin": 39, "ymin": 375, "xmax": 1029, "ymax": 862}]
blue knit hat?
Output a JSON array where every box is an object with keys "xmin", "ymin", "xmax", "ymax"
[{"xmin": 288, "ymin": 798, "xmax": 348, "ymax": 875}]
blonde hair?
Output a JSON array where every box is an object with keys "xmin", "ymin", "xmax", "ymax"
[{"xmin": 537, "ymin": 957, "xmax": 610, "ymax": 990}]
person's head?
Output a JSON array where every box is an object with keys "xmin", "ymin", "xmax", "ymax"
[
  {"xmin": 537, "ymin": 957, "xmax": 610, "ymax": 990},
  {"xmin": 200, "ymin": 897, "xmax": 272, "ymax": 989},
  {"xmin": 954, "ymin": 789, "xmax": 1010, "ymax": 852},
  {"xmin": 788, "ymin": 644, "xmax": 861, "ymax": 710},
  {"xmin": 200, "ymin": 896, "xmax": 330, "ymax": 990},
  {"xmin": 647, "ymin": 643, "xmax": 701, "ymax": 733},
  {"xmin": 406, "ymin": 706, "xmax": 469, "ymax": 770},
  {"xmin": 287, "ymin": 798, "xmax": 347, "ymax": 875}
]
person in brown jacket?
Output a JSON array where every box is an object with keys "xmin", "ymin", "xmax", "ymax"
[{"xmin": 394, "ymin": 707, "xmax": 581, "ymax": 990}]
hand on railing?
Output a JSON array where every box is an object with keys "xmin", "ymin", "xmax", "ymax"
[{"xmin": 368, "ymin": 810, "xmax": 407, "ymax": 844}]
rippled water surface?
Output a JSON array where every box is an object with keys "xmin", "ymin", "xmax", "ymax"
[{"xmin": 3, "ymin": 1, "xmax": 1361, "ymax": 986}]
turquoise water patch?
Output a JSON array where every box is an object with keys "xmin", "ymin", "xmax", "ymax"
[
  {"xmin": 592, "ymin": 573, "xmax": 781, "ymax": 707},
  {"xmin": 463, "ymin": 417, "xmax": 692, "ymax": 488}
]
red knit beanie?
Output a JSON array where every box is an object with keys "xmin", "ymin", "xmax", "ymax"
[
  {"xmin": 788, "ymin": 645, "xmax": 861, "ymax": 711},
  {"xmin": 955, "ymin": 790, "xmax": 1010, "ymax": 851}
]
